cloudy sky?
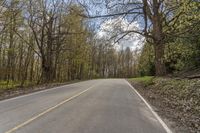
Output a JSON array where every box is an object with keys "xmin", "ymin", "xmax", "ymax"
[
  {"xmin": 80, "ymin": 0, "xmax": 145, "ymax": 50},
  {"xmin": 96, "ymin": 17, "xmax": 144, "ymax": 50}
]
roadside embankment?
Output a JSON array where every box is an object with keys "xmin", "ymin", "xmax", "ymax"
[{"xmin": 128, "ymin": 76, "xmax": 200, "ymax": 133}]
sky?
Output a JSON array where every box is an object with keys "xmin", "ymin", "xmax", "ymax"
[
  {"xmin": 97, "ymin": 19, "xmax": 144, "ymax": 51},
  {"xmin": 96, "ymin": 17, "xmax": 144, "ymax": 50},
  {"xmin": 78, "ymin": 0, "xmax": 145, "ymax": 51}
]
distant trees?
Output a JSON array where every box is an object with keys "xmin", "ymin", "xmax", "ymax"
[
  {"xmin": 0, "ymin": 0, "xmax": 199, "ymax": 86},
  {"xmin": 0, "ymin": 0, "xmax": 139, "ymax": 86},
  {"xmin": 88, "ymin": 38, "xmax": 138, "ymax": 78},
  {"xmin": 0, "ymin": 0, "xmax": 24, "ymax": 83}
]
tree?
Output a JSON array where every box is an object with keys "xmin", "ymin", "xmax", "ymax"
[
  {"xmin": 26, "ymin": 0, "xmax": 75, "ymax": 82},
  {"xmin": 84, "ymin": 0, "xmax": 200, "ymax": 76}
]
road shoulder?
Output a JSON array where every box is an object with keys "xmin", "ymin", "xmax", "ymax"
[
  {"xmin": 127, "ymin": 78, "xmax": 200, "ymax": 133},
  {"xmin": 125, "ymin": 80, "xmax": 173, "ymax": 133}
]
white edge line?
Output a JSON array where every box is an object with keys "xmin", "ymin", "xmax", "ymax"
[
  {"xmin": 125, "ymin": 79, "xmax": 173, "ymax": 133},
  {"xmin": 0, "ymin": 80, "xmax": 91, "ymax": 103}
]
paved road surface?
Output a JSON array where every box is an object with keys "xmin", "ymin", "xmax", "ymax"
[{"xmin": 0, "ymin": 79, "xmax": 171, "ymax": 133}]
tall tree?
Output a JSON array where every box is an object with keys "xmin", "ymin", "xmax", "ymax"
[{"xmin": 85, "ymin": 0, "xmax": 200, "ymax": 76}]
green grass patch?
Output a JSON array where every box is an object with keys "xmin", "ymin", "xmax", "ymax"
[
  {"xmin": 0, "ymin": 80, "xmax": 36, "ymax": 90},
  {"xmin": 129, "ymin": 76, "xmax": 154, "ymax": 86},
  {"xmin": 0, "ymin": 80, "xmax": 20, "ymax": 90}
]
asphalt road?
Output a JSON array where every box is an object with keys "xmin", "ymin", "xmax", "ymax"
[{"xmin": 0, "ymin": 79, "xmax": 172, "ymax": 133}]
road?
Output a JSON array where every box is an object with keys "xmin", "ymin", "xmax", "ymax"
[{"xmin": 0, "ymin": 79, "xmax": 172, "ymax": 133}]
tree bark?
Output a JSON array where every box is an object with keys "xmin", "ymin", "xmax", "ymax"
[
  {"xmin": 41, "ymin": 57, "xmax": 54, "ymax": 83},
  {"xmin": 152, "ymin": 0, "xmax": 166, "ymax": 76},
  {"xmin": 154, "ymin": 43, "xmax": 166, "ymax": 76}
]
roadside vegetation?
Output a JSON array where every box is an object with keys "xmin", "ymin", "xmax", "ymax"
[
  {"xmin": 0, "ymin": 1, "xmax": 142, "ymax": 89},
  {"xmin": 129, "ymin": 76, "xmax": 154, "ymax": 87},
  {"xmin": 128, "ymin": 77, "xmax": 200, "ymax": 133},
  {"xmin": 0, "ymin": 0, "xmax": 199, "ymax": 85}
]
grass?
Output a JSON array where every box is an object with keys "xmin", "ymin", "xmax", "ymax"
[
  {"xmin": 0, "ymin": 80, "xmax": 36, "ymax": 91},
  {"xmin": 0, "ymin": 80, "xmax": 20, "ymax": 90},
  {"xmin": 0, "ymin": 79, "xmax": 83, "ymax": 91},
  {"xmin": 129, "ymin": 76, "xmax": 154, "ymax": 86}
]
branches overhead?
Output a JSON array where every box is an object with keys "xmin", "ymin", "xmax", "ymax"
[{"xmin": 79, "ymin": 0, "xmax": 200, "ymax": 76}]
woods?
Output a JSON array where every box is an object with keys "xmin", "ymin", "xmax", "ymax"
[
  {"xmin": 0, "ymin": 0, "xmax": 138, "ymax": 88},
  {"xmin": 0, "ymin": 0, "xmax": 199, "ymax": 87}
]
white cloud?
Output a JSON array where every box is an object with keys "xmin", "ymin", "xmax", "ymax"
[{"xmin": 97, "ymin": 17, "xmax": 145, "ymax": 50}]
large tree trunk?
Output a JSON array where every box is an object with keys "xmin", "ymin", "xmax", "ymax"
[
  {"xmin": 152, "ymin": 0, "xmax": 166, "ymax": 76},
  {"xmin": 154, "ymin": 43, "xmax": 166, "ymax": 76},
  {"xmin": 41, "ymin": 57, "xmax": 54, "ymax": 83},
  {"xmin": 40, "ymin": 17, "xmax": 55, "ymax": 83}
]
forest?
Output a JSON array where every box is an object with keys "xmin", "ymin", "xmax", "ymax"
[{"xmin": 0, "ymin": 0, "xmax": 199, "ymax": 87}]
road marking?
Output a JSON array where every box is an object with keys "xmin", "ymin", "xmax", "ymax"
[
  {"xmin": 4, "ymin": 84, "xmax": 96, "ymax": 133},
  {"xmin": 125, "ymin": 80, "xmax": 173, "ymax": 133}
]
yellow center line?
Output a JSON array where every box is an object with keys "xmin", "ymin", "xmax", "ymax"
[{"xmin": 5, "ymin": 85, "xmax": 96, "ymax": 133}]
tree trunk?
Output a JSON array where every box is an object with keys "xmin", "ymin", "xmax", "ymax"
[
  {"xmin": 154, "ymin": 43, "xmax": 166, "ymax": 76},
  {"xmin": 41, "ymin": 57, "xmax": 53, "ymax": 83},
  {"xmin": 152, "ymin": 0, "xmax": 166, "ymax": 76}
]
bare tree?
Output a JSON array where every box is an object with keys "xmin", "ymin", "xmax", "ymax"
[
  {"xmin": 83, "ymin": 0, "xmax": 199, "ymax": 76},
  {"xmin": 26, "ymin": 0, "xmax": 69, "ymax": 82}
]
